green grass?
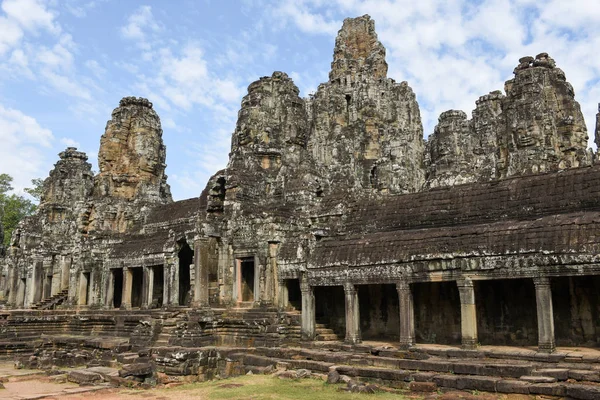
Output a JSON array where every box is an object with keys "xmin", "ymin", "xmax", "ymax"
[{"xmin": 159, "ymin": 374, "xmax": 415, "ymax": 400}]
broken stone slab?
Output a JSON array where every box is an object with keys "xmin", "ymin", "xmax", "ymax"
[
  {"xmin": 118, "ymin": 362, "xmax": 155, "ymax": 378},
  {"xmin": 86, "ymin": 367, "xmax": 120, "ymax": 380},
  {"xmin": 67, "ymin": 370, "xmax": 103, "ymax": 385},
  {"xmin": 520, "ymin": 375, "xmax": 557, "ymax": 383},
  {"xmin": 327, "ymin": 370, "xmax": 340, "ymax": 384}
]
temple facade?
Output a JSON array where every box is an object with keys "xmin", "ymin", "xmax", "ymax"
[{"xmin": 2, "ymin": 15, "xmax": 600, "ymax": 357}]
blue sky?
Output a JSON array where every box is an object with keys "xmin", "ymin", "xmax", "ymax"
[{"xmin": 1, "ymin": 0, "xmax": 599, "ymax": 201}]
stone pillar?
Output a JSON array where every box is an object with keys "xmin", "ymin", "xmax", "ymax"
[
  {"xmin": 105, "ymin": 270, "xmax": 114, "ymax": 309},
  {"xmin": 60, "ymin": 256, "xmax": 71, "ymax": 290},
  {"xmin": 534, "ymin": 277, "xmax": 555, "ymax": 353},
  {"xmin": 145, "ymin": 266, "xmax": 154, "ymax": 307},
  {"xmin": 300, "ymin": 280, "xmax": 315, "ymax": 340},
  {"xmin": 344, "ymin": 282, "xmax": 361, "ymax": 344},
  {"xmin": 278, "ymin": 279, "xmax": 288, "ymax": 310},
  {"xmin": 169, "ymin": 260, "xmax": 179, "ymax": 306},
  {"xmin": 457, "ymin": 278, "xmax": 478, "ymax": 350},
  {"xmin": 163, "ymin": 260, "xmax": 171, "ymax": 306},
  {"xmin": 122, "ymin": 268, "xmax": 132, "ymax": 309},
  {"xmin": 396, "ymin": 281, "xmax": 415, "ymax": 349},
  {"xmin": 77, "ymin": 272, "xmax": 88, "ymax": 306},
  {"xmin": 193, "ymin": 240, "xmax": 209, "ymax": 307}
]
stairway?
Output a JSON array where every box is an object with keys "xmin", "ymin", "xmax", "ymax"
[
  {"xmin": 30, "ymin": 289, "xmax": 69, "ymax": 310},
  {"xmin": 315, "ymin": 319, "xmax": 342, "ymax": 341},
  {"xmin": 154, "ymin": 315, "xmax": 186, "ymax": 347}
]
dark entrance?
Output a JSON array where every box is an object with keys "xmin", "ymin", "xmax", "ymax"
[
  {"xmin": 358, "ymin": 284, "xmax": 399, "ymax": 341},
  {"xmin": 314, "ymin": 286, "xmax": 345, "ymax": 338},
  {"xmin": 112, "ymin": 269, "xmax": 123, "ymax": 308},
  {"xmin": 131, "ymin": 267, "xmax": 143, "ymax": 308},
  {"xmin": 81, "ymin": 272, "xmax": 91, "ymax": 305},
  {"xmin": 413, "ymin": 281, "xmax": 461, "ymax": 345},
  {"xmin": 475, "ymin": 278, "xmax": 537, "ymax": 346},
  {"xmin": 43, "ymin": 274, "xmax": 53, "ymax": 300},
  {"xmin": 152, "ymin": 265, "xmax": 164, "ymax": 308},
  {"xmin": 178, "ymin": 243, "xmax": 193, "ymax": 306},
  {"xmin": 552, "ymin": 276, "xmax": 600, "ymax": 347},
  {"xmin": 286, "ymin": 279, "xmax": 301, "ymax": 310},
  {"xmin": 239, "ymin": 257, "xmax": 255, "ymax": 302}
]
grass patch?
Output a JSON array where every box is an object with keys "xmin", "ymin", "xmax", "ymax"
[{"xmin": 154, "ymin": 375, "xmax": 414, "ymax": 400}]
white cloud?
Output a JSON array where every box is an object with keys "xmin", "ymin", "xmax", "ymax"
[
  {"xmin": 271, "ymin": 1, "xmax": 339, "ymax": 35},
  {"xmin": 84, "ymin": 59, "xmax": 106, "ymax": 78},
  {"xmin": 0, "ymin": 104, "xmax": 54, "ymax": 192},
  {"xmin": 1, "ymin": 0, "xmax": 59, "ymax": 34},
  {"xmin": 0, "ymin": 16, "xmax": 22, "ymax": 55},
  {"xmin": 121, "ymin": 5, "xmax": 162, "ymax": 49},
  {"xmin": 267, "ymin": 0, "xmax": 600, "ymax": 145}
]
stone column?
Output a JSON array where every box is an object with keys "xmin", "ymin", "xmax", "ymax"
[
  {"xmin": 278, "ymin": 279, "xmax": 288, "ymax": 310},
  {"xmin": 77, "ymin": 272, "xmax": 88, "ymax": 306},
  {"xmin": 193, "ymin": 240, "xmax": 209, "ymax": 307},
  {"xmin": 145, "ymin": 266, "xmax": 154, "ymax": 307},
  {"xmin": 396, "ymin": 281, "xmax": 415, "ymax": 349},
  {"xmin": 121, "ymin": 268, "xmax": 132, "ymax": 309},
  {"xmin": 534, "ymin": 277, "xmax": 555, "ymax": 353},
  {"xmin": 105, "ymin": 270, "xmax": 114, "ymax": 309},
  {"xmin": 60, "ymin": 256, "xmax": 71, "ymax": 291},
  {"xmin": 458, "ymin": 278, "xmax": 478, "ymax": 350},
  {"xmin": 162, "ymin": 260, "xmax": 171, "ymax": 307},
  {"xmin": 344, "ymin": 282, "xmax": 361, "ymax": 344},
  {"xmin": 300, "ymin": 280, "xmax": 315, "ymax": 340}
]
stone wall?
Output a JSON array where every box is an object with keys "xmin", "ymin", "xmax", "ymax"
[{"xmin": 2, "ymin": 14, "xmax": 600, "ymax": 354}]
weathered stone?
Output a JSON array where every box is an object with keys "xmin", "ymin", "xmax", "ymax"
[
  {"xmin": 2, "ymin": 17, "xmax": 600, "ymax": 399},
  {"xmin": 309, "ymin": 15, "xmax": 425, "ymax": 195},
  {"xmin": 327, "ymin": 370, "xmax": 340, "ymax": 384},
  {"xmin": 496, "ymin": 379, "xmax": 530, "ymax": 394},
  {"xmin": 566, "ymin": 384, "xmax": 600, "ymax": 400},
  {"xmin": 67, "ymin": 369, "xmax": 103, "ymax": 384},
  {"xmin": 408, "ymin": 381, "xmax": 437, "ymax": 392},
  {"xmin": 520, "ymin": 375, "xmax": 557, "ymax": 383},
  {"xmin": 96, "ymin": 97, "xmax": 171, "ymax": 203},
  {"xmin": 118, "ymin": 362, "xmax": 154, "ymax": 378}
]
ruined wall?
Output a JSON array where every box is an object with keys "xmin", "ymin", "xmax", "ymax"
[
  {"xmin": 426, "ymin": 54, "xmax": 591, "ymax": 186},
  {"xmin": 3, "ymin": 14, "xmax": 600, "ymax": 338},
  {"xmin": 308, "ymin": 15, "xmax": 425, "ymax": 195},
  {"xmin": 95, "ymin": 97, "xmax": 171, "ymax": 203}
]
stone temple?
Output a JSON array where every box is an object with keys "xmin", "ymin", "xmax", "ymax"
[{"xmin": 1, "ymin": 15, "xmax": 600, "ymax": 397}]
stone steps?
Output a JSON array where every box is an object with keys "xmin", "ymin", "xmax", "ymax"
[
  {"xmin": 234, "ymin": 345, "xmax": 600, "ymax": 399},
  {"xmin": 30, "ymin": 289, "xmax": 69, "ymax": 310}
]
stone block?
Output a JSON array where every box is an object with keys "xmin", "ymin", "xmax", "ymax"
[
  {"xmin": 520, "ymin": 375, "xmax": 557, "ymax": 383},
  {"xmin": 566, "ymin": 384, "xmax": 600, "ymax": 400},
  {"xmin": 432, "ymin": 374, "xmax": 459, "ymax": 389},
  {"xmin": 529, "ymin": 383, "xmax": 566, "ymax": 397},
  {"xmin": 67, "ymin": 370, "xmax": 103, "ymax": 385},
  {"xmin": 456, "ymin": 375, "xmax": 500, "ymax": 392},
  {"xmin": 119, "ymin": 363, "xmax": 155, "ymax": 378},
  {"xmin": 496, "ymin": 379, "xmax": 530, "ymax": 394},
  {"xmin": 532, "ymin": 368, "xmax": 569, "ymax": 380},
  {"xmin": 408, "ymin": 381, "xmax": 437, "ymax": 392}
]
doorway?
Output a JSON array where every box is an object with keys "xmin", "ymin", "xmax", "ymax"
[
  {"xmin": 238, "ymin": 257, "xmax": 255, "ymax": 302},
  {"xmin": 151, "ymin": 265, "xmax": 164, "ymax": 308},
  {"xmin": 112, "ymin": 269, "xmax": 123, "ymax": 308},
  {"xmin": 130, "ymin": 267, "xmax": 143, "ymax": 308},
  {"xmin": 178, "ymin": 243, "xmax": 193, "ymax": 306}
]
